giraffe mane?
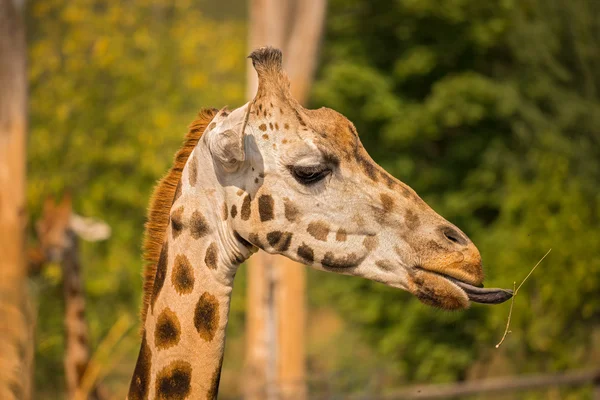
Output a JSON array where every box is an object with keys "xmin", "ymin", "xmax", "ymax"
[{"xmin": 140, "ymin": 107, "xmax": 219, "ymax": 327}]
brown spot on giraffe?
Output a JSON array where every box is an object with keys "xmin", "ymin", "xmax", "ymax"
[
  {"xmin": 241, "ymin": 194, "xmax": 252, "ymax": 221},
  {"xmin": 188, "ymin": 153, "xmax": 198, "ymax": 187},
  {"xmin": 194, "ymin": 292, "xmax": 220, "ymax": 342},
  {"xmin": 230, "ymin": 204, "xmax": 237, "ymax": 219},
  {"xmin": 258, "ymin": 194, "xmax": 275, "ymax": 222},
  {"xmin": 259, "ymin": 123, "xmax": 267, "ymax": 131},
  {"xmin": 151, "ymin": 242, "xmax": 168, "ymax": 312},
  {"xmin": 204, "ymin": 242, "xmax": 218, "ymax": 270},
  {"xmin": 297, "ymin": 244, "xmax": 314, "ymax": 263},
  {"xmin": 307, "ymin": 221, "xmax": 329, "ymax": 241},
  {"xmin": 381, "ymin": 171, "xmax": 397, "ymax": 189},
  {"xmin": 353, "ymin": 213, "xmax": 366, "ymax": 228},
  {"xmin": 190, "ymin": 211, "xmax": 210, "ymax": 239},
  {"xmin": 248, "ymin": 233, "xmax": 263, "ymax": 248},
  {"xmin": 356, "ymin": 153, "xmax": 378, "ymax": 182},
  {"xmin": 405, "ymin": 210, "xmax": 420, "ymax": 230},
  {"xmin": 128, "ymin": 333, "xmax": 152, "ymax": 400},
  {"xmin": 321, "ymin": 252, "xmax": 362, "ymax": 269},
  {"xmin": 400, "ymin": 185, "xmax": 413, "ymax": 199},
  {"xmin": 284, "ymin": 123, "xmax": 289, "ymax": 130},
  {"xmin": 262, "ymin": 133, "xmax": 269, "ymax": 140},
  {"xmin": 170, "ymin": 206, "xmax": 185, "ymax": 239},
  {"xmin": 221, "ymin": 202, "xmax": 228, "ymax": 221},
  {"xmin": 283, "ymin": 198, "xmax": 299, "ymax": 222},
  {"xmin": 172, "ymin": 254, "xmax": 195, "ymax": 294},
  {"xmin": 363, "ymin": 236, "xmax": 379, "ymax": 251},
  {"xmin": 266, "ymin": 231, "xmax": 293, "ymax": 252},
  {"xmin": 380, "ymin": 193, "xmax": 394, "ymax": 213},
  {"xmin": 155, "ymin": 308, "xmax": 181, "ymax": 350},
  {"xmin": 336, "ymin": 228, "xmax": 347, "ymax": 242},
  {"xmin": 269, "ymin": 122, "xmax": 274, "ymax": 130},
  {"xmin": 206, "ymin": 357, "xmax": 224, "ymax": 400},
  {"xmin": 154, "ymin": 360, "xmax": 192, "ymax": 400},
  {"xmin": 376, "ymin": 260, "xmax": 395, "ymax": 271}
]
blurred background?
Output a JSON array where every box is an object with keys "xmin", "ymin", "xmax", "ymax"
[{"xmin": 1, "ymin": 0, "xmax": 600, "ymax": 398}]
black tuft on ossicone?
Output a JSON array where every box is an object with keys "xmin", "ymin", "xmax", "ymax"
[{"xmin": 248, "ymin": 46, "xmax": 283, "ymax": 72}]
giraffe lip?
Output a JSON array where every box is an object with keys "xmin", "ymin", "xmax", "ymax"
[{"xmin": 445, "ymin": 276, "xmax": 513, "ymax": 304}]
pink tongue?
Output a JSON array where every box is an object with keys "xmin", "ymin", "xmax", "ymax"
[{"xmin": 450, "ymin": 280, "xmax": 513, "ymax": 304}]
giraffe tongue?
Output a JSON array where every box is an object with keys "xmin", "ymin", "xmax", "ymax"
[{"xmin": 448, "ymin": 278, "xmax": 514, "ymax": 304}]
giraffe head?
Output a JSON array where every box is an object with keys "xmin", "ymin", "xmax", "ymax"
[
  {"xmin": 36, "ymin": 194, "xmax": 111, "ymax": 262},
  {"xmin": 36, "ymin": 195, "xmax": 74, "ymax": 262},
  {"xmin": 205, "ymin": 47, "xmax": 512, "ymax": 310}
]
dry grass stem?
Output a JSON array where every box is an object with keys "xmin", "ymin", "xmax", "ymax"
[
  {"xmin": 495, "ymin": 248, "xmax": 552, "ymax": 348},
  {"xmin": 75, "ymin": 314, "xmax": 133, "ymax": 400}
]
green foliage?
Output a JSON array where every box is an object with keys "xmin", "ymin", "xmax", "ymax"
[
  {"xmin": 310, "ymin": 0, "xmax": 600, "ymax": 394},
  {"xmin": 27, "ymin": 0, "xmax": 245, "ymax": 397}
]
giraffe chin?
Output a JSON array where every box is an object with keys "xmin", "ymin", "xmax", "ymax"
[{"xmin": 408, "ymin": 269, "xmax": 471, "ymax": 310}]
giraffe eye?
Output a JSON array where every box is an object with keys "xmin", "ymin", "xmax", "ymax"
[{"xmin": 289, "ymin": 165, "xmax": 331, "ymax": 185}]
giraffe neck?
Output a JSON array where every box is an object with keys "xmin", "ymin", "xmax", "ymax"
[
  {"xmin": 129, "ymin": 144, "xmax": 252, "ymax": 400},
  {"xmin": 61, "ymin": 232, "xmax": 103, "ymax": 400}
]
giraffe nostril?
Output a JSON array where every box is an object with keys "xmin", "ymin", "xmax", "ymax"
[
  {"xmin": 445, "ymin": 232, "xmax": 459, "ymax": 243},
  {"xmin": 440, "ymin": 226, "xmax": 468, "ymax": 246}
]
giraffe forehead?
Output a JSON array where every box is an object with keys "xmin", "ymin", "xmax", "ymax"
[
  {"xmin": 247, "ymin": 97, "xmax": 412, "ymax": 195},
  {"xmin": 250, "ymin": 99, "xmax": 354, "ymax": 146}
]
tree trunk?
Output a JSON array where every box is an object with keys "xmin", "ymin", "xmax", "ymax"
[
  {"xmin": 244, "ymin": 1, "xmax": 326, "ymax": 399},
  {"xmin": 0, "ymin": 1, "xmax": 33, "ymax": 399}
]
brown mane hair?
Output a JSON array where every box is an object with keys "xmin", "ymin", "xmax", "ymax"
[{"xmin": 140, "ymin": 108, "xmax": 218, "ymax": 325}]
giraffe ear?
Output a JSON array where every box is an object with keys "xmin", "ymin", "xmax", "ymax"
[
  {"xmin": 207, "ymin": 104, "xmax": 249, "ymax": 171},
  {"xmin": 70, "ymin": 214, "xmax": 112, "ymax": 242}
]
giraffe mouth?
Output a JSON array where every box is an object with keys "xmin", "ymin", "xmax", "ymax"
[
  {"xmin": 444, "ymin": 276, "xmax": 513, "ymax": 304},
  {"xmin": 414, "ymin": 267, "xmax": 513, "ymax": 304}
]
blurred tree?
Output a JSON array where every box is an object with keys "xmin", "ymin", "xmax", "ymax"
[
  {"xmin": 310, "ymin": 0, "xmax": 600, "ymax": 396},
  {"xmin": 0, "ymin": 1, "xmax": 34, "ymax": 399}
]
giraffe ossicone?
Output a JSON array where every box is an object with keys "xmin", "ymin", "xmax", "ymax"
[{"xmin": 129, "ymin": 46, "xmax": 513, "ymax": 399}]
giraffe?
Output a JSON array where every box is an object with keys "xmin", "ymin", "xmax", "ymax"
[
  {"xmin": 35, "ymin": 195, "xmax": 110, "ymax": 400},
  {"xmin": 128, "ymin": 47, "xmax": 513, "ymax": 400}
]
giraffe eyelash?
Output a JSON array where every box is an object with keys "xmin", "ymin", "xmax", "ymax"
[{"xmin": 287, "ymin": 164, "xmax": 331, "ymax": 185}]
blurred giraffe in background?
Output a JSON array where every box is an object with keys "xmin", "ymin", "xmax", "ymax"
[
  {"xmin": 128, "ymin": 47, "xmax": 512, "ymax": 399},
  {"xmin": 34, "ymin": 194, "xmax": 111, "ymax": 400}
]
